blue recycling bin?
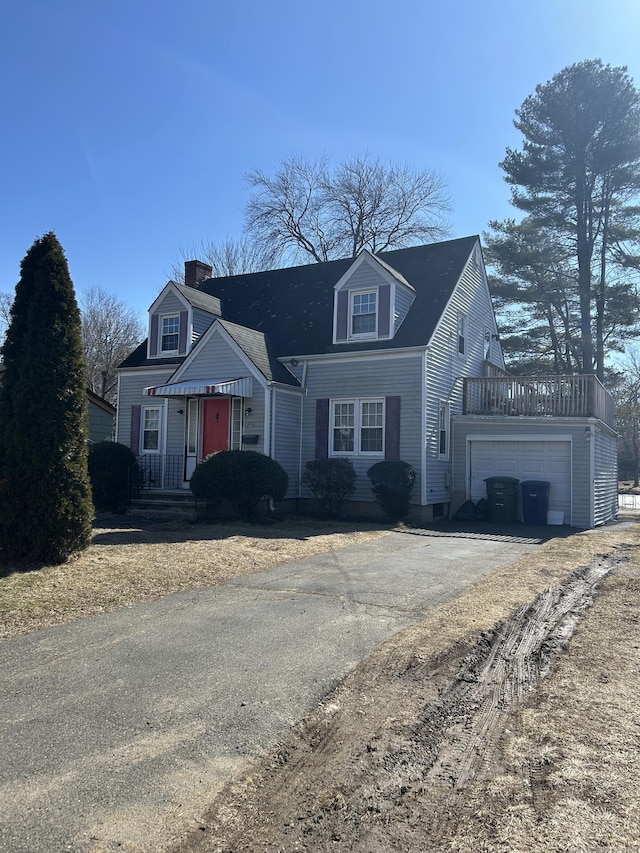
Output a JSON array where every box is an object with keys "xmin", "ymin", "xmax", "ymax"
[
  {"xmin": 521, "ymin": 480, "xmax": 550, "ymax": 525},
  {"xmin": 484, "ymin": 476, "xmax": 519, "ymax": 524}
]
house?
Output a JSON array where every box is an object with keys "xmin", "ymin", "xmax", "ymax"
[
  {"xmin": 115, "ymin": 236, "xmax": 617, "ymax": 527},
  {"xmin": 0, "ymin": 364, "xmax": 115, "ymax": 445},
  {"xmin": 87, "ymin": 390, "xmax": 116, "ymax": 444}
]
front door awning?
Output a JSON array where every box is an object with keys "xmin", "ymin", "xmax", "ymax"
[{"xmin": 143, "ymin": 377, "xmax": 253, "ymax": 397}]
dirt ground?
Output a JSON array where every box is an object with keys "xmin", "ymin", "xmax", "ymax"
[{"xmin": 169, "ymin": 519, "xmax": 640, "ymax": 853}]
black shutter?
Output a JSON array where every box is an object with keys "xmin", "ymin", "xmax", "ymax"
[
  {"xmin": 315, "ymin": 398, "xmax": 330, "ymax": 458},
  {"xmin": 384, "ymin": 396, "xmax": 400, "ymax": 460},
  {"xmin": 178, "ymin": 310, "xmax": 188, "ymax": 353},
  {"xmin": 149, "ymin": 314, "xmax": 159, "ymax": 356},
  {"xmin": 130, "ymin": 405, "xmax": 141, "ymax": 454}
]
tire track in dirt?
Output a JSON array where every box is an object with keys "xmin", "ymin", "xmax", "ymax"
[
  {"xmin": 172, "ymin": 552, "xmax": 620, "ymax": 853},
  {"xmin": 426, "ymin": 559, "xmax": 613, "ymax": 791}
]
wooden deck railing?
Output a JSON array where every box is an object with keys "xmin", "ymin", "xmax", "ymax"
[{"xmin": 463, "ymin": 374, "xmax": 615, "ymax": 428}]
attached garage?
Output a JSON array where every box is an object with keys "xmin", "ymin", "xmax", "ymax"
[
  {"xmin": 469, "ymin": 437, "xmax": 572, "ymax": 524},
  {"xmin": 451, "ymin": 417, "xmax": 618, "ymax": 529}
]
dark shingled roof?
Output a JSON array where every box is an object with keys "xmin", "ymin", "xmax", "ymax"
[
  {"xmin": 118, "ymin": 340, "xmax": 186, "ymax": 370},
  {"xmin": 173, "ymin": 283, "xmax": 222, "ymax": 315},
  {"xmin": 197, "ymin": 236, "xmax": 478, "ymax": 357},
  {"xmin": 217, "ymin": 319, "xmax": 295, "ymax": 384},
  {"xmin": 119, "ymin": 236, "xmax": 478, "ymax": 373}
]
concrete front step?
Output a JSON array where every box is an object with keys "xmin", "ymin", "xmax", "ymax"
[{"xmin": 130, "ymin": 490, "xmax": 198, "ymax": 520}]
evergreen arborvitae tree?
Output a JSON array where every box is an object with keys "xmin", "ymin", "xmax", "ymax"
[{"xmin": 0, "ymin": 233, "xmax": 93, "ymax": 564}]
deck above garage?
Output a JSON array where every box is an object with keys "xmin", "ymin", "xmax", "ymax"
[{"xmin": 462, "ymin": 374, "xmax": 615, "ymax": 429}]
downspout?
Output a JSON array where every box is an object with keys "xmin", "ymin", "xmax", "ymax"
[
  {"xmin": 588, "ymin": 422, "xmax": 595, "ymax": 528},
  {"xmin": 421, "ymin": 349, "xmax": 428, "ymax": 506},
  {"xmin": 298, "ymin": 360, "xmax": 308, "ymax": 500},
  {"xmin": 114, "ymin": 373, "xmax": 122, "ymax": 443},
  {"xmin": 264, "ymin": 383, "xmax": 272, "ymax": 457}
]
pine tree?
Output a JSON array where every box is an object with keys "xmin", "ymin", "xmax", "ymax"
[
  {"xmin": 0, "ymin": 233, "xmax": 93, "ymax": 564},
  {"xmin": 498, "ymin": 60, "xmax": 640, "ymax": 379}
]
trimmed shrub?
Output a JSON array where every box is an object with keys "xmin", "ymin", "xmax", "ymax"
[
  {"xmin": 367, "ymin": 460, "xmax": 416, "ymax": 521},
  {"xmin": 190, "ymin": 450, "xmax": 288, "ymax": 520},
  {"xmin": 88, "ymin": 441, "xmax": 137, "ymax": 511},
  {"xmin": 301, "ymin": 457, "xmax": 356, "ymax": 518}
]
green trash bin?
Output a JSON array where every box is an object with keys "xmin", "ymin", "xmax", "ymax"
[{"xmin": 484, "ymin": 476, "xmax": 519, "ymax": 524}]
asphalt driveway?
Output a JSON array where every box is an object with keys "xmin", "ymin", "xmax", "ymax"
[{"xmin": 0, "ymin": 526, "xmax": 545, "ymax": 853}]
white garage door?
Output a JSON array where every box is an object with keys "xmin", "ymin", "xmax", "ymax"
[{"xmin": 470, "ymin": 439, "xmax": 571, "ymax": 521}]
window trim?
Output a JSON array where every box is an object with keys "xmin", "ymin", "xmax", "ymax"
[
  {"xmin": 160, "ymin": 313, "xmax": 180, "ymax": 355},
  {"xmin": 483, "ymin": 326, "xmax": 491, "ymax": 362},
  {"xmin": 349, "ymin": 289, "xmax": 378, "ymax": 340},
  {"xmin": 457, "ymin": 311, "xmax": 467, "ymax": 357},
  {"xmin": 141, "ymin": 405, "xmax": 163, "ymax": 454},
  {"xmin": 330, "ymin": 397, "xmax": 385, "ymax": 457},
  {"xmin": 230, "ymin": 398, "xmax": 243, "ymax": 451}
]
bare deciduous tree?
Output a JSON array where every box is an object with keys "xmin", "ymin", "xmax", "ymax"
[
  {"xmin": 167, "ymin": 236, "xmax": 280, "ymax": 283},
  {"xmin": 245, "ymin": 153, "xmax": 451, "ymax": 265},
  {"xmin": 80, "ymin": 287, "xmax": 144, "ymax": 404},
  {"xmin": 0, "ymin": 292, "xmax": 13, "ymax": 343}
]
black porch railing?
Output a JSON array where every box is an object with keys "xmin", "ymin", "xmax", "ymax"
[{"xmin": 134, "ymin": 454, "xmax": 185, "ymax": 490}]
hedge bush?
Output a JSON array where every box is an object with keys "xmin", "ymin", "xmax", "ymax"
[
  {"xmin": 88, "ymin": 441, "xmax": 138, "ymax": 511},
  {"xmin": 190, "ymin": 450, "xmax": 288, "ymax": 520},
  {"xmin": 301, "ymin": 457, "xmax": 356, "ymax": 518},
  {"xmin": 367, "ymin": 460, "xmax": 416, "ymax": 521}
]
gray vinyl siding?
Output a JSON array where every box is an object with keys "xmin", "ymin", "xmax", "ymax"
[
  {"xmin": 394, "ymin": 284, "xmax": 415, "ymax": 334},
  {"xmin": 451, "ymin": 417, "xmax": 599, "ymax": 528},
  {"xmin": 272, "ymin": 388, "xmax": 303, "ymax": 498},
  {"xmin": 424, "ymin": 248, "xmax": 500, "ymax": 504},
  {"xmin": 241, "ymin": 395, "xmax": 266, "ymax": 454},
  {"xmin": 342, "ymin": 263, "xmax": 385, "ymax": 293},
  {"xmin": 302, "ymin": 353, "xmax": 423, "ymax": 502},
  {"xmin": 192, "ymin": 307, "xmax": 215, "ymax": 344},
  {"xmin": 180, "ymin": 328, "xmax": 253, "ymax": 380},
  {"xmin": 154, "ymin": 292, "xmax": 184, "ymax": 317},
  {"xmin": 116, "ymin": 368, "xmax": 176, "ymax": 453},
  {"xmin": 593, "ymin": 425, "xmax": 618, "ymax": 526},
  {"xmin": 87, "ymin": 402, "xmax": 114, "ymax": 444}
]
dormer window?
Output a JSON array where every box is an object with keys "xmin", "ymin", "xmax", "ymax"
[
  {"xmin": 351, "ymin": 290, "xmax": 377, "ymax": 337},
  {"xmin": 161, "ymin": 315, "xmax": 180, "ymax": 353}
]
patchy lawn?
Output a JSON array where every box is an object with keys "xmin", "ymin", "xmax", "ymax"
[{"xmin": 0, "ymin": 515, "xmax": 391, "ymax": 640}]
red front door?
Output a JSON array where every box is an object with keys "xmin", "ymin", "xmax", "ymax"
[{"xmin": 202, "ymin": 398, "xmax": 230, "ymax": 456}]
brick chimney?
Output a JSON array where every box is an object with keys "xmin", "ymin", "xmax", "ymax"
[{"xmin": 184, "ymin": 259, "xmax": 213, "ymax": 289}]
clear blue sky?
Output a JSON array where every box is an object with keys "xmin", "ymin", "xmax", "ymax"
[{"xmin": 2, "ymin": 0, "xmax": 640, "ymax": 322}]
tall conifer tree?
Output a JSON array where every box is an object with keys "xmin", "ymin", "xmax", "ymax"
[
  {"xmin": 496, "ymin": 60, "xmax": 640, "ymax": 378},
  {"xmin": 0, "ymin": 233, "xmax": 92, "ymax": 564}
]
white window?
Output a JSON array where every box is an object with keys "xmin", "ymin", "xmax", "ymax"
[
  {"xmin": 351, "ymin": 290, "xmax": 377, "ymax": 336},
  {"xmin": 484, "ymin": 327, "xmax": 491, "ymax": 361},
  {"xmin": 161, "ymin": 315, "xmax": 180, "ymax": 353},
  {"xmin": 230, "ymin": 398, "xmax": 242, "ymax": 450},
  {"xmin": 186, "ymin": 398, "xmax": 198, "ymax": 455},
  {"xmin": 142, "ymin": 406, "xmax": 161, "ymax": 452},
  {"xmin": 333, "ymin": 401, "xmax": 355, "ymax": 452},
  {"xmin": 331, "ymin": 399, "xmax": 384, "ymax": 455},
  {"xmin": 457, "ymin": 311, "xmax": 467, "ymax": 356},
  {"xmin": 438, "ymin": 402, "xmax": 450, "ymax": 458}
]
